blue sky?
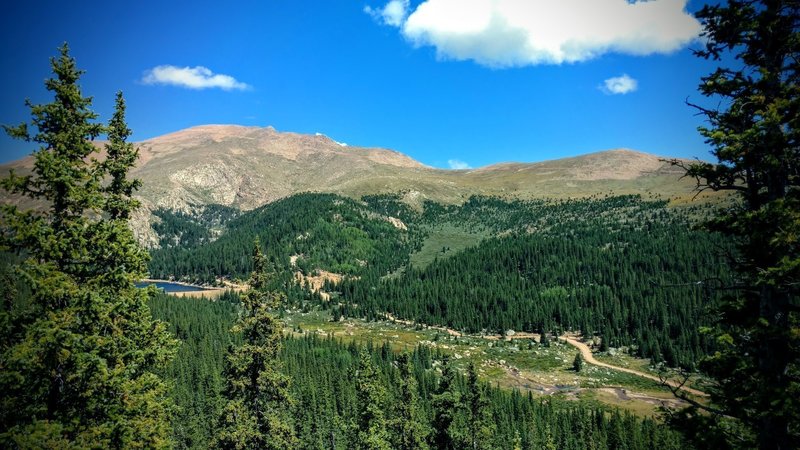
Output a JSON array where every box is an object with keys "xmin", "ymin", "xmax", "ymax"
[{"xmin": 0, "ymin": 0, "xmax": 720, "ymax": 168}]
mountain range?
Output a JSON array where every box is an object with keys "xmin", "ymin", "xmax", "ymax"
[{"xmin": 1, "ymin": 124, "xmax": 700, "ymax": 247}]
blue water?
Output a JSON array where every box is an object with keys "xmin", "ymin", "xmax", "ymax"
[{"xmin": 135, "ymin": 281, "xmax": 209, "ymax": 293}]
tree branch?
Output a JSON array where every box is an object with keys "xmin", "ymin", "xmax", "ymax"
[{"xmin": 659, "ymin": 370, "xmax": 732, "ymax": 419}]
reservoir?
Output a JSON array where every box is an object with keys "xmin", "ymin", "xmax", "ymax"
[{"xmin": 135, "ymin": 280, "xmax": 210, "ymax": 293}]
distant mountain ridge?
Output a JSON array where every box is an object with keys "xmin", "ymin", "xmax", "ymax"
[{"xmin": 1, "ymin": 124, "xmax": 699, "ymax": 247}]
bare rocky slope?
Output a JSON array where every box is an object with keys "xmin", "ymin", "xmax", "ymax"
[{"xmin": 1, "ymin": 124, "xmax": 699, "ymax": 247}]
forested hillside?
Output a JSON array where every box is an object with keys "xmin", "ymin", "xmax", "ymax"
[
  {"xmin": 336, "ymin": 196, "xmax": 728, "ymax": 367},
  {"xmin": 149, "ymin": 193, "xmax": 729, "ymax": 367},
  {"xmin": 149, "ymin": 291, "xmax": 691, "ymax": 450},
  {"xmin": 148, "ymin": 193, "xmax": 420, "ymax": 282},
  {"xmin": 4, "ymin": 3, "xmax": 796, "ymax": 446},
  {"xmin": 151, "ymin": 204, "xmax": 240, "ymax": 249}
]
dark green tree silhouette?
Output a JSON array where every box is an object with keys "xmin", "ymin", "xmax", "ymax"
[
  {"xmin": 353, "ymin": 348, "xmax": 391, "ymax": 450},
  {"xmin": 431, "ymin": 357, "xmax": 462, "ymax": 450},
  {"xmin": 669, "ymin": 1, "xmax": 799, "ymax": 448},
  {"xmin": 392, "ymin": 353, "xmax": 430, "ymax": 450},
  {"xmin": 573, "ymin": 352, "xmax": 583, "ymax": 373},
  {"xmin": 0, "ymin": 44, "xmax": 177, "ymax": 448},
  {"xmin": 540, "ymin": 331, "xmax": 551, "ymax": 348},
  {"xmin": 213, "ymin": 240, "xmax": 296, "ymax": 449},
  {"xmin": 103, "ymin": 91, "xmax": 141, "ymax": 220},
  {"xmin": 465, "ymin": 362, "xmax": 495, "ymax": 450}
]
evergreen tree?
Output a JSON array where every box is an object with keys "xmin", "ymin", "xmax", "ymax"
[
  {"xmin": 540, "ymin": 331, "xmax": 551, "ymax": 348},
  {"xmin": 431, "ymin": 357, "xmax": 462, "ymax": 450},
  {"xmin": 212, "ymin": 240, "xmax": 296, "ymax": 449},
  {"xmin": 103, "ymin": 91, "xmax": 141, "ymax": 220},
  {"xmin": 669, "ymin": 1, "xmax": 799, "ymax": 448},
  {"xmin": 465, "ymin": 362, "xmax": 495, "ymax": 450},
  {"xmin": 0, "ymin": 44, "xmax": 177, "ymax": 448},
  {"xmin": 353, "ymin": 348, "xmax": 391, "ymax": 450},
  {"xmin": 512, "ymin": 431, "xmax": 523, "ymax": 450},
  {"xmin": 392, "ymin": 353, "xmax": 430, "ymax": 450},
  {"xmin": 573, "ymin": 352, "xmax": 583, "ymax": 372}
]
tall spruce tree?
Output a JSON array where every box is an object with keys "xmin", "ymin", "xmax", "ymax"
[
  {"xmin": 431, "ymin": 357, "xmax": 462, "ymax": 450},
  {"xmin": 465, "ymin": 362, "xmax": 495, "ymax": 450},
  {"xmin": 0, "ymin": 44, "xmax": 177, "ymax": 448},
  {"xmin": 103, "ymin": 91, "xmax": 141, "ymax": 220},
  {"xmin": 669, "ymin": 1, "xmax": 799, "ymax": 448},
  {"xmin": 353, "ymin": 348, "xmax": 392, "ymax": 450},
  {"xmin": 392, "ymin": 353, "xmax": 430, "ymax": 450},
  {"xmin": 213, "ymin": 240, "xmax": 296, "ymax": 449}
]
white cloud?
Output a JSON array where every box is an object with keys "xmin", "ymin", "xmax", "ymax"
[
  {"xmin": 448, "ymin": 159, "xmax": 472, "ymax": 169},
  {"xmin": 369, "ymin": 0, "xmax": 702, "ymax": 67},
  {"xmin": 602, "ymin": 74, "xmax": 638, "ymax": 94},
  {"xmin": 142, "ymin": 65, "xmax": 250, "ymax": 90},
  {"xmin": 365, "ymin": 0, "xmax": 409, "ymax": 26}
]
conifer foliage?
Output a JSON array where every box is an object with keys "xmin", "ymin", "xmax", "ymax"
[
  {"xmin": 0, "ymin": 44, "xmax": 177, "ymax": 448},
  {"xmin": 103, "ymin": 91, "xmax": 142, "ymax": 220},
  {"xmin": 431, "ymin": 357, "xmax": 463, "ymax": 450},
  {"xmin": 669, "ymin": 1, "xmax": 799, "ymax": 448},
  {"xmin": 465, "ymin": 362, "xmax": 495, "ymax": 450},
  {"xmin": 572, "ymin": 353, "xmax": 583, "ymax": 373},
  {"xmin": 213, "ymin": 240, "xmax": 296, "ymax": 449},
  {"xmin": 392, "ymin": 353, "xmax": 430, "ymax": 450},
  {"xmin": 353, "ymin": 349, "xmax": 392, "ymax": 450}
]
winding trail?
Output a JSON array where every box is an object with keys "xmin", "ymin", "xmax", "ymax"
[
  {"xmin": 381, "ymin": 312, "xmax": 707, "ymax": 397},
  {"xmin": 384, "ymin": 313, "xmax": 708, "ymax": 397},
  {"xmin": 559, "ymin": 335, "xmax": 707, "ymax": 397}
]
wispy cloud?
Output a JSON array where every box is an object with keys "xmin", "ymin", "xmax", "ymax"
[
  {"xmin": 447, "ymin": 159, "xmax": 471, "ymax": 170},
  {"xmin": 367, "ymin": 0, "xmax": 701, "ymax": 67},
  {"xmin": 142, "ymin": 65, "xmax": 250, "ymax": 90},
  {"xmin": 601, "ymin": 74, "xmax": 638, "ymax": 95},
  {"xmin": 365, "ymin": 0, "xmax": 409, "ymax": 26}
]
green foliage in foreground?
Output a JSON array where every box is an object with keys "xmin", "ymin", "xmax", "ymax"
[
  {"xmin": 213, "ymin": 242, "xmax": 296, "ymax": 449},
  {"xmin": 0, "ymin": 46, "xmax": 176, "ymax": 448},
  {"xmin": 150, "ymin": 293, "xmax": 691, "ymax": 450},
  {"xmin": 666, "ymin": 1, "xmax": 800, "ymax": 448}
]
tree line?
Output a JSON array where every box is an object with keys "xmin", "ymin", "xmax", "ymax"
[
  {"xmin": 149, "ymin": 289, "xmax": 690, "ymax": 450},
  {"xmin": 148, "ymin": 192, "xmax": 420, "ymax": 283},
  {"xmin": 150, "ymin": 190, "xmax": 732, "ymax": 367},
  {"xmin": 3, "ymin": 1, "xmax": 797, "ymax": 445},
  {"xmin": 330, "ymin": 196, "xmax": 730, "ymax": 368}
]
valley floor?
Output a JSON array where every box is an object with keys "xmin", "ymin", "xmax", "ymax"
[{"xmin": 281, "ymin": 309, "xmax": 706, "ymax": 418}]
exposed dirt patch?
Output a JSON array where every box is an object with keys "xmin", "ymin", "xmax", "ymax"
[
  {"xmin": 294, "ymin": 269, "xmax": 346, "ymax": 301},
  {"xmin": 560, "ymin": 334, "xmax": 707, "ymax": 397},
  {"xmin": 387, "ymin": 216, "xmax": 407, "ymax": 230}
]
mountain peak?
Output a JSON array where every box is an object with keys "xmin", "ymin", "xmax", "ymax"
[
  {"xmin": 133, "ymin": 125, "xmax": 426, "ymax": 171},
  {"xmin": 2, "ymin": 125, "xmax": 700, "ymax": 248},
  {"xmin": 472, "ymin": 148, "xmax": 683, "ymax": 181}
]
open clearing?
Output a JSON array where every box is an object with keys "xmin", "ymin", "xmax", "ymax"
[{"xmin": 283, "ymin": 309, "xmax": 697, "ymax": 417}]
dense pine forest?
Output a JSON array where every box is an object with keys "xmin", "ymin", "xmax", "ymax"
[
  {"xmin": 3, "ymin": 2, "xmax": 797, "ymax": 448},
  {"xmin": 149, "ymin": 291, "xmax": 691, "ymax": 449},
  {"xmin": 337, "ymin": 196, "xmax": 729, "ymax": 367},
  {"xmin": 148, "ymin": 193, "xmax": 420, "ymax": 282},
  {"xmin": 150, "ymin": 192, "xmax": 729, "ymax": 367}
]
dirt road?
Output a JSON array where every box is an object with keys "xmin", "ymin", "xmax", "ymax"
[
  {"xmin": 559, "ymin": 335, "xmax": 707, "ymax": 397},
  {"xmin": 379, "ymin": 312, "xmax": 707, "ymax": 397}
]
